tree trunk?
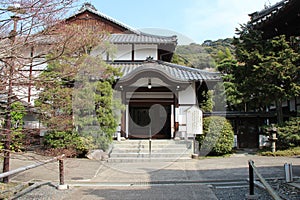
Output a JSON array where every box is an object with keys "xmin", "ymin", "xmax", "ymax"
[{"xmin": 275, "ymin": 98, "xmax": 284, "ymax": 124}]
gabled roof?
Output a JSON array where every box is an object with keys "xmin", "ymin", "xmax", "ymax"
[
  {"xmin": 110, "ymin": 61, "xmax": 221, "ymax": 82},
  {"xmin": 68, "ymin": 3, "xmax": 177, "ymax": 45},
  {"xmin": 70, "ymin": 3, "xmax": 139, "ymax": 34}
]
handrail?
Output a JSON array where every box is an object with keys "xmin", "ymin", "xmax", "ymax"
[
  {"xmin": 248, "ymin": 160, "xmax": 282, "ymax": 200},
  {"xmin": 0, "ymin": 154, "xmax": 65, "ymax": 180}
]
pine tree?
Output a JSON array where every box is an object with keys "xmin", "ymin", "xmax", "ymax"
[{"xmin": 233, "ymin": 25, "xmax": 300, "ymax": 123}]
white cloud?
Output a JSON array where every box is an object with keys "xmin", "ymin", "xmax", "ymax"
[{"xmin": 182, "ymin": 0, "xmax": 281, "ymax": 43}]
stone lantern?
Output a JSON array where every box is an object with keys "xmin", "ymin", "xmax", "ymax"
[{"xmin": 267, "ymin": 124, "xmax": 278, "ymax": 153}]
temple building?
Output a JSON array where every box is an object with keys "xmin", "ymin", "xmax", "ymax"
[{"xmin": 20, "ymin": 3, "xmax": 220, "ymax": 141}]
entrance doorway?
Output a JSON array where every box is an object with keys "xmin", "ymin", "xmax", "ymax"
[{"xmin": 129, "ymin": 104, "xmax": 171, "ymax": 139}]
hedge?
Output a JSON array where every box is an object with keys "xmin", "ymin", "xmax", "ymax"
[{"xmin": 197, "ymin": 116, "xmax": 234, "ymax": 156}]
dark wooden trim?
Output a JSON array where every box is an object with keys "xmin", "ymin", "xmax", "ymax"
[
  {"xmin": 122, "ymin": 87, "xmax": 174, "ymax": 93},
  {"xmin": 178, "ymin": 104, "xmax": 194, "ymax": 107},
  {"xmin": 19, "ymin": 70, "xmax": 44, "ymax": 72},
  {"xmin": 131, "ymin": 44, "xmax": 134, "ymax": 61},
  {"xmin": 128, "ymin": 99, "xmax": 174, "ymax": 104},
  {"xmin": 131, "ymin": 87, "xmax": 172, "ymax": 92}
]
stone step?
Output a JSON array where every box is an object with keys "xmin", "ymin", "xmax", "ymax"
[
  {"xmin": 108, "ymin": 139, "xmax": 193, "ymax": 162},
  {"xmin": 112, "ymin": 141, "xmax": 192, "ymax": 148},
  {"xmin": 110, "ymin": 152, "xmax": 191, "ymax": 158},
  {"xmin": 111, "ymin": 148, "xmax": 189, "ymax": 154},
  {"xmin": 108, "ymin": 157, "xmax": 192, "ymax": 163},
  {"xmin": 112, "ymin": 145, "xmax": 191, "ymax": 150},
  {"xmin": 113, "ymin": 140, "xmax": 190, "ymax": 145}
]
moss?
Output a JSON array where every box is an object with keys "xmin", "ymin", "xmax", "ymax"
[{"xmin": 259, "ymin": 147, "xmax": 300, "ymax": 157}]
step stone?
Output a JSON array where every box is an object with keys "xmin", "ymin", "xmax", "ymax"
[{"xmin": 109, "ymin": 139, "xmax": 194, "ymax": 162}]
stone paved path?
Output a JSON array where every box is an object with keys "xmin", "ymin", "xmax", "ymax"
[{"xmin": 4, "ymin": 152, "xmax": 300, "ymax": 199}]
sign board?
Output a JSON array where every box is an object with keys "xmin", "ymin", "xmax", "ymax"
[{"xmin": 186, "ymin": 106, "xmax": 203, "ymax": 135}]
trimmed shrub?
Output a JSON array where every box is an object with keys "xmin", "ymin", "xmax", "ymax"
[
  {"xmin": 197, "ymin": 116, "xmax": 234, "ymax": 156},
  {"xmin": 43, "ymin": 131, "xmax": 95, "ymax": 157}
]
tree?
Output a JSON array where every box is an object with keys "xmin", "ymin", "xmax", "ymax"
[
  {"xmin": 199, "ymin": 90, "xmax": 214, "ymax": 112},
  {"xmin": 233, "ymin": 25, "xmax": 300, "ymax": 122},
  {"xmin": 36, "ymin": 54, "xmax": 122, "ymax": 152},
  {"xmin": 0, "ymin": 0, "xmax": 78, "ymax": 183},
  {"xmin": 216, "ymin": 49, "xmax": 243, "ymax": 111},
  {"xmin": 35, "ymin": 22, "xmax": 122, "ymax": 153},
  {"xmin": 73, "ymin": 58, "xmax": 122, "ymax": 151}
]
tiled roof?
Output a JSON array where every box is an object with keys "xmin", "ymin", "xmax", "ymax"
[
  {"xmin": 249, "ymin": 0, "xmax": 291, "ymax": 26},
  {"xmin": 247, "ymin": 0, "xmax": 300, "ymax": 37},
  {"xmin": 110, "ymin": 61, "xmax": 221, "ymax": 82},
  {"xmin": 109, "ymin": 33, "xmax": 177, "ymax": 44}
]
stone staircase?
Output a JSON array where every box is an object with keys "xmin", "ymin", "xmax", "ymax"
[{"xmin": 108, "ymin": 139, "xmax": 193, "ymax": 162}]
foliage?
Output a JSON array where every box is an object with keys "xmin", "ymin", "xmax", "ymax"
[
  {"xmin": 199, "ymin": 90, "xmax": 214, "ymax": 112},
  {"xmin": 174, "ymin": 39, "xmax": 234, "ymax": 69},
  {"xmin": 34, "ymin": 21, "xmax": 123, "ymax": 153},
  {"xmin": 0, "ymin": 0, "xmax": 78, "ymax": 182},
  {"xmin": 10, "ymin": 102, "xmax": 26, "ymax": 151},
  {"xmin": 212, "ymin": 82, "xmax": 227, "ymax": 111},
  {"xmin": 233, "ymin": 25, "xmax": 300, "ymax": 122},
  {"xmin": 35, "ymin": 55, "xmax": 75, "ymax": 132},
  {"xmin": 0, "ymin": 102, "xmax": 26, "ymax": 151},
  {"xmin": 197, "ymin": 116, "xmax": 234, "ymax": 156},
  {"xmin": 72, "ymin": 56, "xmax": 123, "ymax": 151},
  {"xmin": 36, "ymin": 52, "xmax": 122, "ymax": 152},
  {"xmin": 171, "ymin": 54, "xmax": 193, "ymax": 67},
  {"xmin": 217, "ymin": 50, "xmax": 243, "ymax": 111},
  {"xmin": 260, "ymin": 146, "xmax": 300, "ymax": 157},
  {"xmin": 43, "ymin": 130, "xmax": 95, "ymax": 156},
  {"xmin": 276, "ymin": 117, "xmax": 300, "ymax": 149}
]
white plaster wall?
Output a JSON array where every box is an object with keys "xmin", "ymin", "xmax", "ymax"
[
  {"xmin": 134, "ymin": 44, "xmax": 157, "ymax": 60},
  {"xmin": 114, "ymin": 44, "xmax": 132, "ymax": 60},
  {"xmin": 178, "ymin": 84, "xmax": 196, "ymax": 105},
  {"xmin": 176, "ymin": 83, "xmax": 200, "ymax": 138},
  {"xmin": 290, "ymin": 99, "xmax": 296, "ymax": 112}
]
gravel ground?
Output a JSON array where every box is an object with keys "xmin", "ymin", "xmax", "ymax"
[
  {"xmin": 213, "ymin": 186, "xmax": 272, "ymax": 200},
  {"xmin": 12, "ymin": 182, "xmax": 72, "ymax": 200},
  {"xmin": 213, "ymin": 180, "xmax": 300, "ymax": 200},
  {"xmin": 11, "ymin": 180, "xmax": 300, "ymax": 200},
  {"xmin": 269, "ymin": 179, "xmax": 300, "ymax": 200}
]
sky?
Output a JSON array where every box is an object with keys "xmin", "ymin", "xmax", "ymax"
[{"xmin": 75, "ymin": 0, "xmax": 280, "ymax": 44}]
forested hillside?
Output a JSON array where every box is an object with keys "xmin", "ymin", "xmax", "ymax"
[{"xmin": 172, "ymin": 38, "xmax": 234, "ymax": 70}]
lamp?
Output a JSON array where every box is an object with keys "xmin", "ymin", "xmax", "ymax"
[{"xmin": 148, "ymin": 78, "xmax": 152, "ymax": 89}]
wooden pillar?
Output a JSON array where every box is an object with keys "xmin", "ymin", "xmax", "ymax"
[
  {"xmin": 126, "ymin": 104, "xmax": 129, "ymax": 138},
  {"xmin": 171, "ymin": 104, "xmax": 174, "ymax": 138}
]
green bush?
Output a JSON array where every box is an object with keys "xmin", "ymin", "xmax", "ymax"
[
  {"xmin": 197, "ymin": 116, "xmax": 234, "ymax": 156},
  {"xmin": 44, "ymin": 131, "xmax": 95, "ymax": 156},
  {"xmin": 276, "ymin": 117, "xmax": 300, "ymax": 150}
]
